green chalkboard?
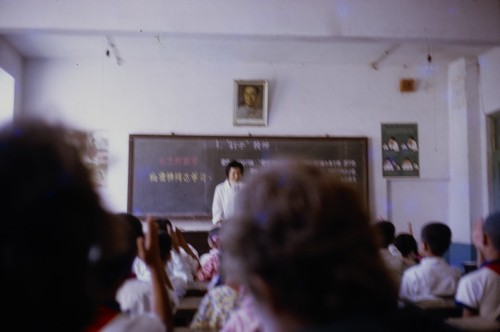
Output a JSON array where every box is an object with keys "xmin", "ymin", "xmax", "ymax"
[{"xmin": 128, "ymin": 135, "xmax": 368, "ymax": 218}]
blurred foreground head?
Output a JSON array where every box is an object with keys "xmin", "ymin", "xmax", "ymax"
[
  {"xmin": 0, "ymin": 119, "xmax": 115, "ymax": 331},
  {"xmin": 221, "ymin": 160, "xmax": 397, "ymax": 329}
]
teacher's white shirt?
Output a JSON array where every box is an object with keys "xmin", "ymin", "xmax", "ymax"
[{"xmin": 212, "ymin": 179, "xmax": 242, "ymax": 224}]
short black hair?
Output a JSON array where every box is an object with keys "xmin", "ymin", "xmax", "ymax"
[
  {"xmin": 421, "ymin": 222, "xmax": 452, "ymax": 256},
  {"xmin": 375, "ymin": 221, "xmax": 396, "ymax": 248},
  {"xmin": 117, "ymin": 213, "xmax": 144, "ymax": 239},
  {"xmin": 394, "ymin": 233, "xmax": 418, "ymax": 257},
  {"xmin": 158, "ymin": 230, "xmax": 172, "ymax": 261},
  {"xmin": 225, "ymin": 160, "xmax": 244, "ymax": 177},
  {"xmin": 156, "ymin": 218, "xmax": 172, "ymax": 231}
]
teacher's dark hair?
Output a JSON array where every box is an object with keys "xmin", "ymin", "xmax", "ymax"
[{"xmin": 225, "ymin": 160, "xmax": 244, "ymax": 177}]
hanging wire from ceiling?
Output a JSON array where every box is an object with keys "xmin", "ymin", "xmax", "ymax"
[
  {"xmin": 106, "ymin": 36, "xmax": 123, "ymax": 66},
  {"xmin": 426, "ymin": 42, "xmax": 433, "ymax": 71},
  {"xmin": 424, "ymin": 27, "xmax": 434, "ymax": 71},
  {"xmin": 370, "ymin": 44, "xmax": 400, "ymax": 70}
]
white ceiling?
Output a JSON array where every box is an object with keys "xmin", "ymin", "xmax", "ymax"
[
  {"xmin": 2, "ymin": 0, "xmax": 499, "ymax": 68},
  {"xmin": 2, "ymin": 31, "xmax": 494, "ymax": 68}
]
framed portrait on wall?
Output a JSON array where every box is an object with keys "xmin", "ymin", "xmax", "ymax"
[{"xmin": 233, "ymin": 80, "xmax": 268, "ymax": 126}]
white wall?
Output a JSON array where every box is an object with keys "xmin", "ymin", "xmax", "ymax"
[
  {"xmin": 479, "ymin": 47, "xmax": 500, "ymax": 115},
  {"xmin": 390, "ymin": 179, "xmax": 449, "ymax": 238},
  {"xmin": 447, "ymin": 58, "xmax": 486, "ymax": 243},
  {"xmin": 22, "ymin": 57, "xmax": 451, "ymax": 234}
]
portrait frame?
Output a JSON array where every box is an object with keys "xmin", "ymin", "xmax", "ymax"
[{"xmin": 233, "ymin": 80, "xmax": 268, "ymax": 127}]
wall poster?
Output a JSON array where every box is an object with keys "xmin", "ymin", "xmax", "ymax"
[
  {"xmin": 67, "ymin": 129, "xmax": 109, "ymax": 187},
  {"xmin": 381, "ymin": 123, "xmax": 419, "ymax": 177}
]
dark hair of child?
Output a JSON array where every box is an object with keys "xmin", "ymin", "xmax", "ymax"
[{"xmin": 421, "ymin": 222, "xmax": 452, "ymax": 256}]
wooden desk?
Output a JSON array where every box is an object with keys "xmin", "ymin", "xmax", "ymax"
[
  {"xmin": 447, "ymin": 316, "xmax": 500, "ymax": 331},
  {"xmin": 175, "ymin": 296, "xmax": 203, "ymax": 327},
  {"xmin": 174, "ymin": 327, "xmax": 214, "ymax": 332},
  {"xmin": 178, "ymin": 296, "xmax": 203, "ymax": 311},
  {"xmin": 404, "ymin": 297, "xmax": 462, "ymax": 320},
  {"xmin": 185, "ymin": 280, "xmax": 209, "ymax": 297}
]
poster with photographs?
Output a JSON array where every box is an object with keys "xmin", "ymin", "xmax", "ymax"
[
  {"xmin": 67, "ymin": 129, "xmax": 109, "ymax": 187},
  {"xmin": 381, "ymin": 123, "xmax": 419, "ymax": 177}
]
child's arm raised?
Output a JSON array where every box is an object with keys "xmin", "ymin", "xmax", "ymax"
[{"xmin": 137, "ymin": 217, "xmax": 174, "ymax": 331}]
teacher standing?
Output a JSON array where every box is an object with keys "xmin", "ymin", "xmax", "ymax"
[{"xmin": 212, "ymin": 160, "xmax": 244, "ymax": 225}]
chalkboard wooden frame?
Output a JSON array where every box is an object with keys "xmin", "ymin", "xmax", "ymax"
[{"xmin": 128, "ymin": 135, "xmax": 369, "ymax": 219}]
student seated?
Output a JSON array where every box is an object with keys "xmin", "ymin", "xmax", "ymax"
[
  {"xmin": 189, "ymin": 274, "xmax": 240, "ymax": 330},
  {"xmin": 221, "ymin": 287, "xmax": 262, "ymax": 332},
  {"xmin": 220, "ymin": 160, "xmax": 459, "ymax": 331},
  {"xmin": 394, "ymin": 232, "xmax": 420, "ymax": 269},
  {"xmin": 197, "ymin": 226, "xmax": 221, "ymax": 282},
  {"xmin": 455, "ymin": 212, "xmax": 500, "ymax": 321},
  {"xmin": 90, "ymin": 216, "xmax": 173, "ymax": 331},
  {"xmin": 134, "ymin": 218, "xmax": 197, "ymax": 298},
  {"xmin": 375, "ymin": 220, "xmax": 405, "ymax": 285},
  {"xmin": 157, "ymin": 218, "xmax": 201, "ymax": 277},
  {"xmin": 399, "ymin": 222, "xmax": 461, "ymax": 301},
  {"xmin": 116, "ymin": 213, "xmax": 179, "ymax": 315}
]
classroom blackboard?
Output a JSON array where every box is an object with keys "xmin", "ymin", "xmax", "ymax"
[{"xmin": 128, "ymin": 135, "xmax": 368, "ymax": 218}]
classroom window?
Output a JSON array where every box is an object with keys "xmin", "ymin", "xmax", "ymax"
[{"xmin": 0, "ymin": 67, "xmax": 15, "ymax": 124}]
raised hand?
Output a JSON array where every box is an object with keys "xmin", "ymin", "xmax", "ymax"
[{"xmin": 137, "ymin": 216, "xmax": 162, "ymax": 268}]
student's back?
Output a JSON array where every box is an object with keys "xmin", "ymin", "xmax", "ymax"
[
  {"xmin": 189, "ymin": 282, "xmax": 239, "ymax": 330},
  {"xmin": 197, "ymin": 226, "xmax": 221, "ymax": 282},
  {"xmin": 399, "ymin": 222, "xmax": 461, "ymax": 301},
  {"xmin": 455, "ymin": 212, "xmax": 500, "ymax": 321},
  {"xmin": 394, "ymin": 232, "xmax": 420, "ymax": 269},
  {"xmin": 375, "ymin": 220, "xmax": 405, "ymax": 285}
]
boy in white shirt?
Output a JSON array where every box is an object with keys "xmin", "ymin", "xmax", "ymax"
[
  {"xmin": 455, "ymin": 212, "xmax": 500, "ymax": 321},
  {"xmin": 399, "ymin": 222, "xmax": 461, "ymax": 301}
]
